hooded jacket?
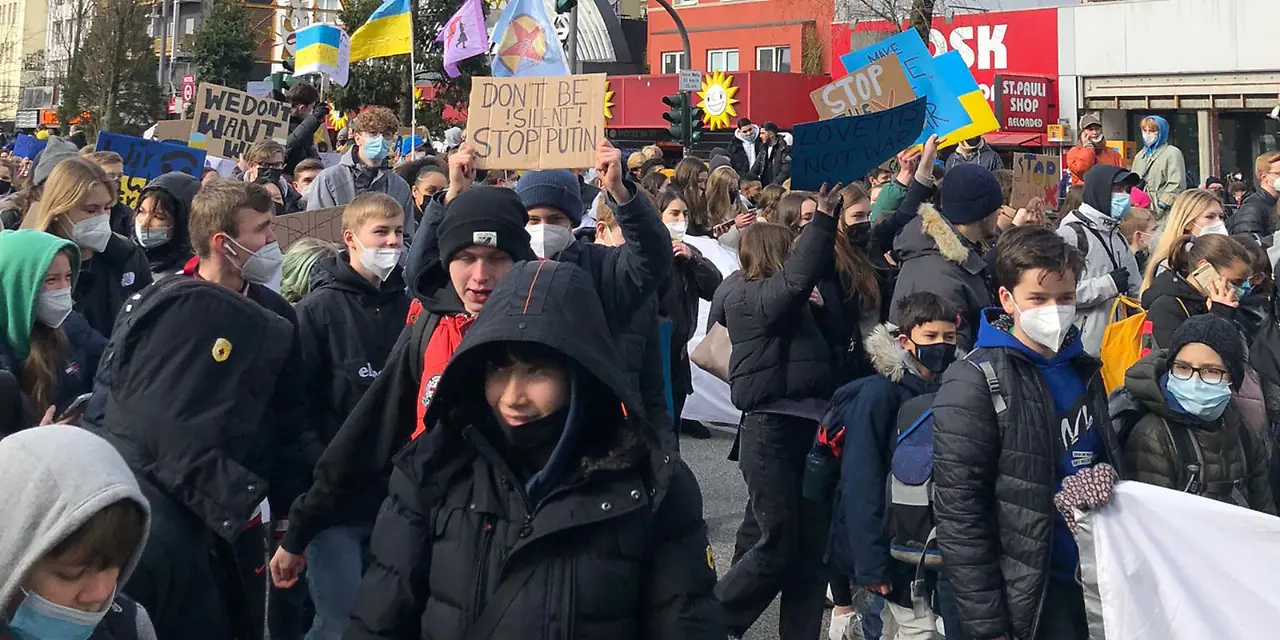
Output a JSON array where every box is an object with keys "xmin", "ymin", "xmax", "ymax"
[
  {"xmin": 73, "ymin": 232, "xmax": 154, "ymax": 338},
  {"xmin": 729, "ymin": 125, "xmax": 762, "ymax": 177},
  {"xmin": 1056, "ymin": 165, "xmax": 1142, "ymax": 355},
  {"xmin": 1226, "ymin": 186, "xmax": 1278, "ymax": 239},
  {"xmin": 658, "ymin": 244, "xmax": 722, "ymax": 402},
  {"xmin": 135, "ymin": 172, "xmax": 201, "ymax": 279},
  {"xmin": 0, "ymin": 425, "xmax": 157, "ymax": 640},
  {"xmin": 944, "ymin": 141, "xmax": 1004, "ymax": 174},
  {"xmin": 1140, "ymin": 269, "xmax": 1237, "ymax": 349},
  {"xmin": 889, "ymin": 203, "xmax": 992, "ymax": 351},
  {"xmin": 306, "ymin": 147, "xmax": 416, "ymax": 245},
  {"xmin": 346, "ymin": 260, "xmax": 722, "ymax": 639},
  {"xmin": 1130, "ymin": 115, "xmax": 1187, "ymax": 212},
  {"xmin": 1117, "ymin": 350, "xmax": 1274, "ymax": 514},
  {"xmin": 750, "ymin": 136, "xmax": 791, "ymax": 186}
]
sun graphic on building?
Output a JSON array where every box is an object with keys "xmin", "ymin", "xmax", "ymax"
[
  {"xmin": 497, "ymin": 15, "xmax": 548, "ymax": 75},
  {"xmin": 603, "ymin": 80, "xmax": 615, "ymax": 121},
  {"xmin": 697, "ymin": 71, "xmax": 738, "ymax": 131}
]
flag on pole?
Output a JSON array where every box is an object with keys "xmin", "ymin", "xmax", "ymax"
[
  {"xmin": 435, "ymin": 0, "xmax": 488, "ymax": 78},
  {"xmin": 349, "ymin": 0, "xmax": 412, "ymax": 62},
  {"xmin": 294, "ymin": 23, "xmax": 351, "ymax": 86},
  {"xmin": 489, "ymin": 0, "xmax": 569, "ymax": 78}
]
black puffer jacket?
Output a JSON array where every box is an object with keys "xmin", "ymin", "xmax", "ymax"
[
  {"xmin": 135, "ymin": 172, "xmax": 201, "ymax": 278},
  {"xmin": 658, "ymin": 245, "xmax": 723, "ymax": 401},
  {"xmin": 347, "ymin": 261, "xmax": 722, "ymax": 639},
  {"xmin": 73, "ymin": 232, "xmax": 153, "ymax": 337},
  {"xmin": 710, "ymin": 212, "xmax": 837, "ymax": 411},
  {"xmin": 1226, "ymin": 187, "xmax": 1277, "ymax": 240},
  {"xmin": 1141, "ymin": 269, "xmax": 1237, "ymax": 349},
  {"xmin": 931, "ymin": 314, "xmax": 1126, "ymax": 640}
]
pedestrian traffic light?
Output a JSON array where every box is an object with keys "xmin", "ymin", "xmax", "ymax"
[
  {"xmin": 689, "ymin": 105, "xmax": 705, "ymax": 144},
  {"xmin": 555, "ymin": 0, "xmax": 577, "ymax": 12},
  {"xmin": 662, "ymin": 93, "xmax": 690, "ymax": 145}
]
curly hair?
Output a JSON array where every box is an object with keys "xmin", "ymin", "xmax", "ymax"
[{"xmin": 352, "ymin": 106, "xmax": 400, "ymax": 137}]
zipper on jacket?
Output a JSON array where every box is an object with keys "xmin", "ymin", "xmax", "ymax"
[{"xmin": 471, "ymin": 516, "xmax": 496, "ymax": 623}]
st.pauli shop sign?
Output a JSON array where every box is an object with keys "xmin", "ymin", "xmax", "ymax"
[{"xmin": 994, "ymin": 74, "xmax": 1053, "ymax": 133}]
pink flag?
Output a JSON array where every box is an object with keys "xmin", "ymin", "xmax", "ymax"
[{"xmin": 436, "ymin": 0, "xmax": 488, "ymax": 78}]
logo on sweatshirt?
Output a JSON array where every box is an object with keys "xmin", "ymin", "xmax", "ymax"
[
  {"xmin": 473, "ymin": 231, "xmax": 497, "ymax": 247},
  {"xmin": 121, "ymin": 271, "xmax": 135, "ymax": 287},
  {"xmin": 421, "ymin": 374, "xmax": 441, "ymax": 408},
  {"xmin": 358, "ymin": 363, "xmax": 380, "ymax": 379},
  {"xmin": 64, "ymin": 361, "xmax": 80, "ymax": 376}
]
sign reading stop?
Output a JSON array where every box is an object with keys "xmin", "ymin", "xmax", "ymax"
[{"xmin": 181, "ymin": 75, "xmax": 196, "ymax": 103}]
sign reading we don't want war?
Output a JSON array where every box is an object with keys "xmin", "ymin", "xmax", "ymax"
[
  {"xmin": 466, "ymin": 74, "xmax": 607, "ymax": 170},
  {"xmin": 191, "ymin": 82, "xmax": 289, "ymax": 159}
]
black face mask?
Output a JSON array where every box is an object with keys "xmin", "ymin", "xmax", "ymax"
[
  {"xmin": 845, "ymin": 221, "xmax": 871, "ymax": 248},
  {"xmin": 262, "ymin": 168, "xmax": 284, "ymax": 185},
  {"xmin": 498, "ymin": 405, "xmax": 568, "ymax": 450},
  {"xmin": 0, "ymin": 179, "xmax": 11, "ymax": 195},
  {"xmin": 912, "ymin": 341, "xmax": 957, "ymax": 376}
]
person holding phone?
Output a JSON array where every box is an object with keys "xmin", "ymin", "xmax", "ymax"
[
  {"xmin": 1143, "ymin": 233, "xmax": 1253, "ymax": 348},
  {"xmin": 0, "ymin": 229, "xmax": 105, "ymax": 428}
]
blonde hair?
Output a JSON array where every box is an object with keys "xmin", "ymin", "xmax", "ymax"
[
  {"xmin": 21, "ymin": 158, "xmax": 109, "ymax": 241},
  {"xmin": 704, "ymin": 165, "xmax": 744, "ymax": 229},
  {"xmin": 1140, "ymin": 189, "xmax": 1223, "ymax": 292},
  {"xmin": 245, "ymin": 139, "xmax": 285, "ymax": 166},
  {"xmin": 342, "ymin": 192, "xmax": 403, "ymax": 232},
  {"xmin": 86, "ymin": 151, "xmax": 122, "ymax": 167}
]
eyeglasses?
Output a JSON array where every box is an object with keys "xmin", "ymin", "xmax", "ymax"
[{"xmin": 1170, "ymin": 361, "xmax": 1229, "ymax": 385}]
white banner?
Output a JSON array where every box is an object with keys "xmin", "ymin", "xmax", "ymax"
[{"xmin": 680, "ymin": 235, "xmax": 741, "ymax": 426}]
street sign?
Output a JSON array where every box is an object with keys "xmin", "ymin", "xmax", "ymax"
[
  {"xmin": 181, "ymin": 75, "xmax": 196, "ymax": 103},
  {"xmin": 679, "ymin": 69, "xmax": 700, "ymax": 93}
]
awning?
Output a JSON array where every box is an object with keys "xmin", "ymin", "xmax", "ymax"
[{"xmin": 984, "ymin": 131, "xmax": 1045, "ymax": 147}]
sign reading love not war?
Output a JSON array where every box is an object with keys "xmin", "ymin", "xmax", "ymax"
[
  {"xmin": 466, "ymin": 74, "xmax": 607, "ymax": 170},
  {"xmin": 810, "ymin": 53, "xmax": 915, "ymax": 120},
  {"xmin": 191, "ymin": 82, "xmax": 289, "ymax": 159},
  {"xmin": 1011, "ymin": 153, "xmax": 1060, "ymax": 210},
  {"xmin": 96, "ymin": 132, "xmax": 207, "ymax": 208},
  {"xmin": 790, "ymin": 97, "xmax": 927, "ymax": 192}
]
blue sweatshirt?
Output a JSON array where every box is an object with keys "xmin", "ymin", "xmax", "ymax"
[{"xmin": 974, "ymin": 312, "xmax": 1105, "ymax": 582}]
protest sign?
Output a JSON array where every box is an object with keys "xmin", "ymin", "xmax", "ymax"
[
  {"xmin": 13, "ymin": 134, "xmax": 45, "ymax": 160},
  {"xmin": 466, "ymin": 74, "xmax": 606, "ymax": 170},
  {"xmin": 839, "ymin": 30, "xmax": 970, "ymax": 147},
  {"xmin": 273, "ymin": 207, "xmax": 345, "ymax": 250},
  {"xmin": 96, "ymin": 132, "xmax": 207, "ymax": 208},
  {"xmin": 931, "ymin": 51, "xmax": 1000, "ymax": 148},
  {"xmin": 191, "ymin": 82, "xmax": 290, "ymax": 159},
  {"xmin": 810, "ymin": 54, "xmax": 915, "ymax": 120},
  {"xmin": 153, "ymin": 120, "xmax": 193, "ymax": 144},
  {"xmin": 1011, "ymin": 153, "xmax": 1060, "ymax": 209},
  {"xmin": 789, "ymin": 97, "xmax": 927, "ymax": 192}
]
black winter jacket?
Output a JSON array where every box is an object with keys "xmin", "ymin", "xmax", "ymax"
[
  {"xmin": 710, "ymin": 212, "xmax": 837, "ymax": 411},
  {"xmin": 346, "ymin": 260, "xmax": 722, "ymax": 640},
  {"xmin": 658, "ymin": 245, "xmax": 722, "ymax": 399},
  {"xmin": 285, "ymin": 112, "xmax": 323, "ymax": 174},
  {"xmin": 750, "ymin": 139, "xmax": 791, "ymax": 186},
  {"xmin": 1226, "ymin": 187, "xmax": 1277, "ymax": 240},
  {"xmin": 889, "ymin": 203, "xmax": 991, "ymax": 351},
  {"xmin": 136, "ymin": 172, "xmax": 201, "ymax": 278},
  {"xmin": 931, "ymin": 314, "xmax": 1126, "ymax": 640},
  {"xmin": 108, "ymin": 202, "xmax": 133, "ymax": 238},
  {"xmin": 1140, "ymin": 269, "xmax": 1237, "ymax": 349},
  {"xmin": 74, "ymin": 232, "xmax": 153, "ymax": 337},
  {"xmin": 0, "ymin": 311, "xmax": 105, "ymax": 420}
]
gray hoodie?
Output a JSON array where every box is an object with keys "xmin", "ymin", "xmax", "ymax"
[{"xmin": 0, "ymin": 426, "xmax": 154, "ymax": 634}]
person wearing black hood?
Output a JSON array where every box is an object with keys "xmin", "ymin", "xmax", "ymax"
[
  {"xmin": 283, "ymin": 82, "xmax": 327, "ymax": 174},
  {"xmin": 132, "ymin": 171, "xmax": 201, "ymax": 279},
  {"xmin": 345, "ymin": 259, "xmax": 723, "ymax": 639},
  {"xmin": 291, "ymin": 192, "xmax": 410, "ymax": 639}
]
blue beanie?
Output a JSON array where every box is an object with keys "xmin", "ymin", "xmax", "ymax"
[
  {"xmin": 940, "ymin": 163, "xmax": 1004, "ymax": 225},
  {"xmin": 516, "ymin": 170, "xmax": 584, "ymax": 225}
]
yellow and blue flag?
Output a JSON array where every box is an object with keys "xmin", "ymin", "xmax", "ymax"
[
  {"xmin": 932, "ymin": 51, "xmax": 999, "ymax": 148},
  {"xmin": 294, "ymin": 23, "xmax": 351, "ymax": 86},
  {"xmin": 489, "ymin": 0, "xmax": 569, "ymax": 77},
  {"xmin": 349, "ymin": 0, "xmax": 412, "ymax": 63}
]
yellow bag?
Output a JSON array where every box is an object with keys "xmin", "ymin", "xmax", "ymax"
[{"xmin": 1099, "ymin": 296, "xmax": 1151, "ymax": 393}]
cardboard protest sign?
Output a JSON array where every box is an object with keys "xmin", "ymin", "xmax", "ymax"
[
  {"xmin": 96, "ymin": 132, "xmax": 207, "ymax": 208},
  {"xmin": 466, "ymin": 74, "xmax": 606, "ymax": 170},
  {"xmin": 840, "ymin": 31, "xmax": 971, "ymax": 148},
  {"xmin": 789, "ymin": 97, "xmax": 927, "ymax": 192},
  {"xmin": 153, "ymin": 120, "xmax": 193, "ymax": 144},
  {"xmin": 191, "ymin": 82, "xmax": 290, "ymax": 159},
  {"xmin": 810, "ymin": 54, "xmax": 915, "ymax": 120},
  {"xmin": 273, "ymin": 207, "xmax": 345, "ymax": 250},
  {"xmin": 12, "ymin": 134, "xmax": 45, "ymax": 160},
  {"xmin": 1011, "ymin": 153, "xmax": 1061, "ymax": 209}
]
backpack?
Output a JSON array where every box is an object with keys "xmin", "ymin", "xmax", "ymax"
[{"xmin": 1067, "ymin": 220, "xmax": 1152, "ymax": 391}]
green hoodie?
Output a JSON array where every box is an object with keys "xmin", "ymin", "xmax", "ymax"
[{"xmin": 0, "ymin": 229, "xmax": 79, "ymax": 361}]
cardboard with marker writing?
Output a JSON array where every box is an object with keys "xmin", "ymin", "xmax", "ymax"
[
  {"xmin": 96, "ymin": 132, "xmax": 207, "ymax": 208},
  {"xmin": 1011, "ymin": 153, "xmax": 1060, "ymax": 209},
  {"xmin": 466, "ymin": 74, "xmax": 606, "ymax": 170},
  {"xmin": 810, "ymin": 54, "xmax": 915, "ymax": 121},
  {"xmin": 153, "ymin": 119, "xmax": 194, "ymax": 144},
  {"xmin": 273, "ymin": 207, "xmax": 345, "ymax": 251},
  {"xmin": 191, "ymin": 82, "xmax": 290, "ymax": 159},
  {"xmin": 789, "ymin": 97, "xmax": 928, "ymax": 192}
]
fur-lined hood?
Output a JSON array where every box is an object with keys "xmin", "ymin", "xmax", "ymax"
[
  {"xmin": 894, "ymin": 203, "xmax": 985, "ymax": 272},
  {"xmin": 864, "ymin": 323, "xmax": 909, "ymax": 382}
]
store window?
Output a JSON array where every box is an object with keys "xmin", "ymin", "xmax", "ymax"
[
  {"xmin": 660, "ymin": 51, "xmax": 685, "ymax": 74},
  {"xmin": 756, "ymin": 46, "xmax": 791, "ymax": 72},
  {"xmin": 1128, "ymin": 111, "xmax": 1200, "ymax": 186},
  {"xmin": 708, "ymin": 49, "xmax": 739, "ymax": 72},
  {"xmin": 1218, "ymin": 112, "xmax": 1280, "ymax": 186}
]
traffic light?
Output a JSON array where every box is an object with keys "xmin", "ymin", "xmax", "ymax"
[
  {"xmin": 689, "ymin": 105, "xmax": 705, "ymax": 144},
  {"xmin": 554, "ymin": 0, "xmax": 576, "ymax": 13},
  {"xmin": 662, "ymin": 93, "xmax": 690, "ymax": 145}
]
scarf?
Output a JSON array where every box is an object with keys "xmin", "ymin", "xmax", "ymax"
[{"xmin": 413, "ymin": 313, "xmax": 475, "ymax": 438}]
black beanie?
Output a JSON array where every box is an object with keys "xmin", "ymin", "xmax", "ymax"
[
  {"xmin": 940, "ymin": 163, "xmax": 1003, "ymax": 225},
  {"xmin": 436, "ymin": 187, "xmax": 537, "ymax": 264},
  {"xmin": 1166, "ymin": 314, "xmax": 1246, "ymax": 391}
]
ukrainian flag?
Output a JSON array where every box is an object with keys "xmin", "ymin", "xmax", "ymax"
[
  {"xmin": 295, "ymin": 23, "xmax": 349, "ymax": 83},
  {"xmin": 349, "ymin": 0, "xmax": 412, "ymax": 62},
  {"xmin": 932, "ymin": 51, "xmax": 1000, "ymax": 148}
]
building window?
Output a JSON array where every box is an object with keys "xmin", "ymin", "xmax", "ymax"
[
  {"xmin": 661, "ymin": 51, "xmax": 685, "ymax": 74},
  {"xmin": 673, "ymin": 0, "xmax": 697, "ymax": 6},
  {"xmin": 756, "ymin": 46, "xmax": 791, "ymax": 72},
  {"xmin": 184, "ymin": 16, "xmax": 195, "ymax": 35},
  {"xmin": 707, "ymin": 48, "xmax": 738, "ymax": 72}
]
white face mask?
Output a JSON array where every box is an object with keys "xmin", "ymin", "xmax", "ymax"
[
  {"xmin": 527, "ymin": 223, "xmax": 574, "ymax": 259},
  {"xmin": 35, "ymin": 287, "xmax": 74, "ymax": 328},
  {"xmin": 135, "ymin": 221, "xmax": 171, "ymax": 249},
  {"xmin": 666, "ymin": 220, "xmax": 688, "ymax": 242},
  {"xmin": 226, "ymin": 238, "xmax": 284, "ymax": 285},
  {"xmin": 1196, "ymin": 220, "xmax": 1228, "ymax": 237},
  {"xmin": 354, "ymin": 236, "xmax": 401, "ymax": 281},
  {"xmin": 68, "ymin": 214, "xmax": 111, "ymax": 252},
  {"xmin": 1012, "ymin": 298, "xmax": 1076, "ymax": 352},
  {"xmin": 1142, "ymin": 132, "xmax": 1159, "ymax": 147},
  {"xmin": 1271, "ymin": 177, "xmax": 1280, "ymax": 193}
]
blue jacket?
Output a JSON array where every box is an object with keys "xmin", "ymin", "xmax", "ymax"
[{"xmin": 0, "ymin": 311, "xmax": 105, "ymax": 422}]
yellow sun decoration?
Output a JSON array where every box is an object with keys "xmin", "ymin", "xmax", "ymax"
[
  {"xmin": 696, "ymin": 71, "xmax": 739, "ymax": 131},
  {"xmin": 603, "ymin": 80, "xmax": 615, "ymax": 121}
]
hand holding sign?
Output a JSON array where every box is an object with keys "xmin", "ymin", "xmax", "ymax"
[
  {"xmin": 815, "ymin": 182, "xmax": 845, "ymax": 218},
  {"xmin": 789, "ymin": 97, "xmax": 928, "ymax": 192}
]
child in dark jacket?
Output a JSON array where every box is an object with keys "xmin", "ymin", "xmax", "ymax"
[{"xmin": 826, "ymin": 292, "xmax": 960, "ymax": 640}]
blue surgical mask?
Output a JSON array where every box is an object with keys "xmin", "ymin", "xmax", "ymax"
[
  {"xmin": 362, "ymin": 136, "xmax": 389, "ymax": 164},
  {"xmin": 9, "ymin": 589, "xmax": 110, "ymax": 640},
  {"xmin": 1166, "ymin": 374, "xmax": 1231, "ymax": 421},
  {"xmin": 1109, "ymin": 192, "xmax": 1132, "ymax": 219},
  {"xmin": 1233, "ymin": 280, "xmax": 1253, "ymax": 300}
]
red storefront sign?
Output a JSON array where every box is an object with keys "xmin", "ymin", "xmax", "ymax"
[{"xmin": 995, "ymin": 74, "xmax": 1052, "ymax": 132}]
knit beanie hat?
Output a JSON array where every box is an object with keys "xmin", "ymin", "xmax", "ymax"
[
  {"xmin": 436, "ymin": 187, "xmax": 537, "ymax": 265},
  {"xmin": 516, "ymin": 170, "xmax": 583, "ymax": 226},
  {"xmin": 32, "ymin": 136, "xmax": 80, "ymax": 187},
  {"xmin": 940, "ymin": 163, "xmax": 1003, "ymax": 225},
  {"xmin": 1166, "ymin": 314, "xmax": 1246, "ymax": 391}
]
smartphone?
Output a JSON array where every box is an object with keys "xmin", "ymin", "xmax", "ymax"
[
  {"xmin": 57, "ymin": 393, "xmax": 93, "ymax": 423},
  {"xmin": 710, "ymin": 220, "xmax": 735, "ymax": 238},
  {"xmin": 1189, "ymin": 262, "xmax": 1221, "ymax": 292}
]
